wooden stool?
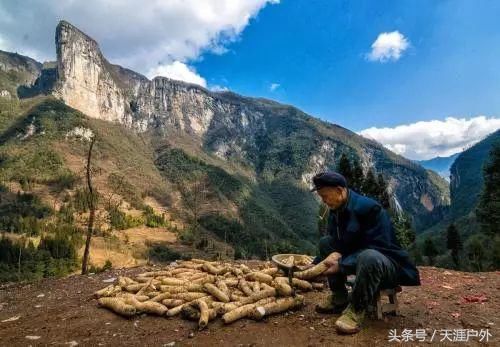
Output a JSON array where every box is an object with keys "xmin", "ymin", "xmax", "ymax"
[
  {"xmin": 375, "ymin": 286, "xmax": 402, "ymax": 320},
  {"xmin": 346, "ymin": 276, "xmax": 401, "ymax": 320}
]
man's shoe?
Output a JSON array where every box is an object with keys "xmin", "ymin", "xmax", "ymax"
[
  {"xmin": 334, "ymin": 304, "xmax": 366, "ymax": 334},
  {"xmin": 315, "ymin": 293, "xmax": 348, "ymax": 314}
]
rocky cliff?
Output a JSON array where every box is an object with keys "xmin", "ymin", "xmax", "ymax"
[
  {"xmin": 52, "ymin": 21, "xmax": 129, "ymax": 124},
  {"xmin": 9, "ymin": 20, "xmax": 449, "ymax": 231},
  {"xmin": 450, "ymin": 129, "xmax": 500, "ymax": 219}
]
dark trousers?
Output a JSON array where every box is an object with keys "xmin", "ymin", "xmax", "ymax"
[{"xmin": 317, "ymin": 235, "xmax": 398, "ymax": 312}]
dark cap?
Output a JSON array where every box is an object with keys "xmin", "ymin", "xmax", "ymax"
[{"xmin": 310, "ymin": 171, "xmax": 347, "ymax": 192}]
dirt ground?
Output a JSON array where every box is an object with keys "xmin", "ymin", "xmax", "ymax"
[{"xmin": 0, "ymin": 266, "xmax": 498, "ymax": 346}]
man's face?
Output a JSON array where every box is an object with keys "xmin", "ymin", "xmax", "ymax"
[{"xmin": 317, "ymin": 186, "xmax": 348, "ymax": 210}]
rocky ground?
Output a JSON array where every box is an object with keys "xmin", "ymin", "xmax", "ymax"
[{"xmin": 0, "ymin": 266, "xmax": 498, "ymax": 346}]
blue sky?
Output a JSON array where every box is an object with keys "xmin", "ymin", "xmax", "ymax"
[
  {"xmin": 194, "ymin": 0, "xmax": 500, "ymax": 131},
  {"xmin": 1, "ymin": 0, "xmax": 500, "ymax": 159}
]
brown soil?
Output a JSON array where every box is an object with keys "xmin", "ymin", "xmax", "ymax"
[{"xmin": 0, "ymin": 266, "xmax": 498, "ymax": 346}]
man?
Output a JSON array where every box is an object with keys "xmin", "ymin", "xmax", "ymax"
[{"xmin": 310, "ymin": 171, "xmax": 420, "ymax": 334}]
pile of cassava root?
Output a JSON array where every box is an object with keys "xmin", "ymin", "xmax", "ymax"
[{"xmin": 95, "ymin": 258, "xmax": 329, "ymax": 330}]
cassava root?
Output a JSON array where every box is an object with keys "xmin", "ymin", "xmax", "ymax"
[{"xmin": 96, "ymin": 257, "xmax": 323, "ymax": 328}]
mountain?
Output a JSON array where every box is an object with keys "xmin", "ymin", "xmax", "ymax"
[
  {"xmin": 417, "ymin": 153, "xmax": 460, "ymax": 181},
  {"xmin": 0, "ymin": 21, "xmax": 450, "ymax": 262},
  {"xmin": 0, "ymin": 50, "xmax": 42, "ymax": 98},
  {"xmin": 416, "ymin": 129, "xmax": 500, "ymax": 269},
  {"xmin": 419, "ymin": 129, "xmax": 500, "ymax": 233},
  {"xmin": 449, "ymin": 130, "xmax": 500, "ymax": 219}
]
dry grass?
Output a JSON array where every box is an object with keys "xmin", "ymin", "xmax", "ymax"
[{"xmin": 78, "ymin": 227, "xmax": 178, "ymax": 268}]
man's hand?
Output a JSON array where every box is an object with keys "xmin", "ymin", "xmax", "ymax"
[{"xmin": 323, "ymin": 252, "xmax": 342, "ymax": 275}]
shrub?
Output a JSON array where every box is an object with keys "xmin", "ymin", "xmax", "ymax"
[
  {"xmin": 107, "ymin": 173, "xmax": 144, "ymax": 210},
  {"xmin": 198, "ymin": 214, "xmax": 243, "ymax": 244},
  {"xmin": 108, "ymin": 206, "xmax": 143, "ymax": 230},
  {"xmin": 465, "ymin": 234, "xmax": 488, "ymax": 272},
  {"xmin": 147, "ymin": 243, "xmax": 182, "ymax": 263},
  {"xmin": 178, "ymin": 226, "xmax": 197, "ymax": 245},
  {"xmin": 142, "ymin": 206, "xmax": 169, "ymax": 228},
  {"xmin": 39, "ymin": 234, "xmax": 77, "ymax": 260},
  {"xmin": 72, "ymin": 188, "xmax": 99, "ymax": 213},
  {"xmin": 58, "ymin": 204, "xmax": 75, "ymax": 224},
  {"xmin": 89, "ymin": 259, "xmax": 113, "ymax": 274},
  {"xmin": 52, "ymin": 171, "xmax": 79, "ymax": 192}
]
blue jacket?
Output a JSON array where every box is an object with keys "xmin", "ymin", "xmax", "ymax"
[{"xmin": 326, "ymin": 189, "xmax": 420, "ymax": 286}]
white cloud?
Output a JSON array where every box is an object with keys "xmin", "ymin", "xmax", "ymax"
[
  {"xmin": 366, "ymin": 31, "xmax": 409, "ymax": 62},
  {"xmin": 269, "ymin": 83, "xmax": 280, "ymax": 91},
  {"xmin": 0, "ymin": 0, "xmax": 279, "ymax": 77},
  {"xmin": 359, "ymin": 116, "xmax": 500, "ymax": 160},
  {"xmin": 210, "ymin": 85, "xmax": 229, "ymax": 92},
  {"xmin": 148, "ymin": 61, "xmax": 207, "ymax": 87}
]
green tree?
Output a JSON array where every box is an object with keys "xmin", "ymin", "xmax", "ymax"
[
  {"xmin": 337, "ymin": 153, "xmax": 353, "ymax": 187},
  {"xmin": 376, "ymin": 173, "xmax": 391, "ymax": 209},
  {"xmin": 476, "ymin": 143, "xmax": 500, "ymax": 236},
  {"xmin": 446, "ymin": 223, "xmax": 462, "ymax": 269},
  {"xmin": 465, "ymin": 233, "xmax": 487, "ymax": 271},
  {"xmin": 362, "ymin": 169, "xmax": 379, "ymax": 198},
  {"xmin": 423, "ymin": 237, "xmax": 438, "ymax": 265},
  {"xmin": 393, "ymin": 213, "xmax": 415, "ymax": 249},
  {"xmin": 351, "ymin": 158, "xmax": 364, "ymax": 193}
]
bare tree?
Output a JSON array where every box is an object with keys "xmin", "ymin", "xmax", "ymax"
[
  {"xmin": 104, "ymin": 172, "xmax": 126, "ymax": 211},
  {"xmin": 81, "ymin": 136, "xmax": 97, "ymax": 274},
  {"xmin": 184, "ymin": 173, "xmax": 209, "ymax": 233}
]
